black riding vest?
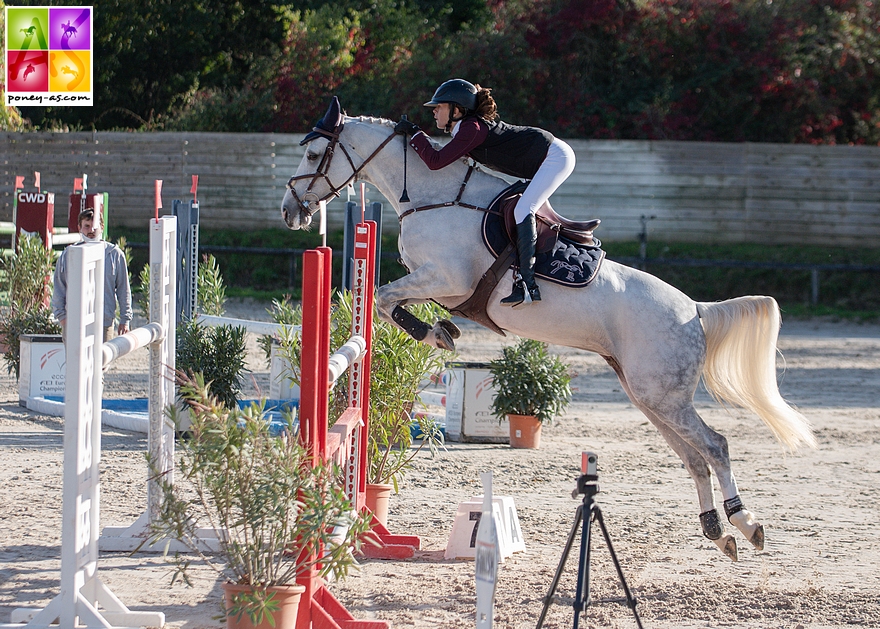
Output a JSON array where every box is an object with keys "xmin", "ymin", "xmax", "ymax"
[{"xmin": 467, "ymin": 119, "xmax": 554, "ymax": 180}]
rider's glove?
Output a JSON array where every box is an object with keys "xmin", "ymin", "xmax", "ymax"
[{"xmin": 395, "ymin": 118, "xmax": 421, "ymax": 136}]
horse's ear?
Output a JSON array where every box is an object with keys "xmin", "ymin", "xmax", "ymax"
[
  {"xmin": 320, "ymin": 95, "xmax": 343, "ymax": 130},
  {"xmin": 300, "ymin": 96, "xmax": 344, "ymax": 145}
]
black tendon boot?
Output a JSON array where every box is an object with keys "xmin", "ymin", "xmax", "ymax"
[{"xmin": 501, "ymin": 214, "xmax": 541, "ymax": 306}]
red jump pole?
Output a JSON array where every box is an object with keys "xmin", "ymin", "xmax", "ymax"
[
  {"xmin": 351, "ymin": 221, "xmax": 421, "ymax": 558},
  {"xmin": 298, "ymin": 249, "xmax": 324, "ymax": 462},
  {"xmin": 297, "ymin": 243, "xmax": 390, "ymax": 629},
  {"xmin": 317, "ymin": 245, "xmax": 332, "ymax": 458},
  {"xmin": 297, "ymin": 247, "xmax": 325, "ymax": 629}
]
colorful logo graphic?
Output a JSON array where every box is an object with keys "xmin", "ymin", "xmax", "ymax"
[{"xmin": 5, "ymin": 6, "xmax": 93, "ymax": 106}]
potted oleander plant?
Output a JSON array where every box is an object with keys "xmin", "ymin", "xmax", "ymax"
[
  {"xmin": 147, "ymin": 373, "xmax": 371, "ymax": 629},
  {"xmin": 357, "ymin": 298, "xmax": 448, "ymax": 525},
  {"xmin": 271, "ymin": 292, "xmax": 448, "ymax": 527},
  {"xmin": 488, "ymin": 338, "xmax": 572, "ymax": 449},
  {"xmin": 0, "ymin": 233, "xmax": 60, "ymax": 377}
]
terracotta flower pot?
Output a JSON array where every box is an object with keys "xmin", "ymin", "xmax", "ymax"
[
  {"xmin": 223, "ymin": 583, "xmax": 306, "ymax": 629},
  {"xmin": 507, "ymin": 414, "xmax": 542, "ymax": 449},
  {"xmin": 365, "ymin": 482, "xmax": 393, "ymax": 527}
]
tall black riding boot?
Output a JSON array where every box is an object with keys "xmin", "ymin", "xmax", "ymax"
[{"xmin": 501, "ymin": 214, "xmax": 541, "ymax": 306}]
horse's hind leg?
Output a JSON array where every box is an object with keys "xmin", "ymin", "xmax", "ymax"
[
  {"xmin": 616, "ymin": 374, "xmax": 740, "ymax": 559},
  {"xmin": 657, "ymin": 404, "xmax": 765, "ymax": 553},
  {"xmin": 609, "ymin": 357, "xmax": 764, "ymax": 557},
  {"xmin": 650, "ymin": 420, "xmax": 739, "ymax": 560}
]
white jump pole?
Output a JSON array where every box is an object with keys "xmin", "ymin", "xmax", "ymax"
[
  {"xmin": 197, "ymin": 314, "xmax": 292, "ymax": 337},
  {"xmin": 99, "ymin": 216, "xmax": 196, "ymax": 553},
  {"xmin": 328, "ymin": 335, "xmax": 367, "ymax": 388},
  {"xmin": 7, "ymin": 229, "xmax": 168, "ymax": 628},
  {"xmin": 147, "ymin": 215, "xmax": 176, "ymax": 525}
]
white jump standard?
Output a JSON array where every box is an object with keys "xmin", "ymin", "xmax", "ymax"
[{"xmin": 3, "ymin": 217, "xmax": 176, "ymax": 629}]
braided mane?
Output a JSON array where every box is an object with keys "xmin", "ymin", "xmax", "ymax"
[{"xmin": 351, "ymin": 115, "xmax": 395, "ymax": 128}]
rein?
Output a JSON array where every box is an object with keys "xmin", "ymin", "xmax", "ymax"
[{"xmin": 286, "ymin": 126, "xmax": 398, "ymax": 217}]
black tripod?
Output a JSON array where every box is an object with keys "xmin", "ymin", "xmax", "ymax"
[{"xmin": 536, "ymin": 472, "xmax": 645, "ymax": 629}]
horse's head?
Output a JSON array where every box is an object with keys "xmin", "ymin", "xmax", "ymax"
[
  {"xmin": 282, "ymin": 96, "xmax": 348, "ymax": 231},
  {"xmin": 282, "ymin": 98, "xmax": 403, "ymax": 231}
]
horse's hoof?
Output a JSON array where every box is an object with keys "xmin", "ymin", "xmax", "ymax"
[
  {"xmin": 433, "ymin": 324, "xmax": 456, "ymax": 352},
  {"xmin": 729, "ymin": 509, "xmax": 763, "ymax": 551},
  {"xmin": 749, "ymin": 523, "xmax": 765, "ymax": 550},
  {"xmin": 714, "ymin": 534, "xmax": 738, "ymax": 561},
  {"xmin": 438, "ymin": 318, "xmax": 461, "ymax": 340}
]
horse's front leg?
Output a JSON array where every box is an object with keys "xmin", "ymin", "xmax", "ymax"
[{"xmin": 376, "ymin": 265, "xmax": 467, "ymax": 351}]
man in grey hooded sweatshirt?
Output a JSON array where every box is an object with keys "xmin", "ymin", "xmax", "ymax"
[{"xmin": 52, "ymin": 207, "xmax": 132, "ymax": 344}]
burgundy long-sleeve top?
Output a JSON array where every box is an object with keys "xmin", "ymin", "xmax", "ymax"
[{"xmin": 409, "ymin": 118, "xmax": 489, "ymax": 170}]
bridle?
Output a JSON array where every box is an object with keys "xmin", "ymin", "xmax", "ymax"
[
  {"xmin": 286, "ymin": 124, "xmax": 398, "ymax": 218},
  {"xmin": 287, "ymin": 120, "xmax": 491, "ymax": 224}
]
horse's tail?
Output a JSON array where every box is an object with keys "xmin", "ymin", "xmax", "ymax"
[{"xmin": 696, "ymin": 296, "xmax": 817, "ymax": 450}]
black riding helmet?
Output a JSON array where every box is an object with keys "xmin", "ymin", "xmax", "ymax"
[{"xmin": 423, "ymin": 79, "xmax": 478, "ymax": 112}]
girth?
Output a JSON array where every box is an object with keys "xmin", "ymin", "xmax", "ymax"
[{"xmin": 398, "ymin": 166, "xmax": 488, "ymax": 221}]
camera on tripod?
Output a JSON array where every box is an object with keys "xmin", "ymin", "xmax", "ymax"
[
  {"xmin": 538, "ymin": 450, "xmax": 645, "ymax": 629},
  {"xmin": 574, "ymin": 451, "xmax": 599, "ymax": 497}
]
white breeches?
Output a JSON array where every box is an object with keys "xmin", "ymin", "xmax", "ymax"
[{"xmin": 513, "ymin": 138, "xmax": 576, "ymax": 223}]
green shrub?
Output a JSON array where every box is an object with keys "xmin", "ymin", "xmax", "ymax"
[
  {"xmin": 196, "ymin": 253, "xmax": 226, "ymax": 316},
  {"xmin": 274, "ymin": 292, "xmax": 449, "ymax": 490},
  {"xmin": 0, "ymin": 235, "xmax": 60, "ymax": 378},
  {"xmin": 489, "ymin": 339, "xmax": 572, "ymax": 424},
  {"xmin": 136, "ymin": 252, "xmax": 228, "ymax": 318},
  {"xmin": 176, "ymin": 320, "xmax": 248, "ymax": 408},
  {"xmin": 3, "ymin": 233, "xmax": 55, "ymax": 313},
  {"xmin": 148, "ymin": 372, "xmax": 371, "ymax": 624},
  {"xmin": 0, "ymin": 308, "xmax": 61, "ymax": 378},
  {"xmin": 258, "ymin": 295, "xmax": 301, "ymax": 367}
]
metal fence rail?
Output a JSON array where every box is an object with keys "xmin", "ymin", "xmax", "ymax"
[{"xmin": 126, "ymin": 241, "xmax": 879, "ymax": 307}]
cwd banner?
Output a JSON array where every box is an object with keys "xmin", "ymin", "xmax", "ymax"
[{"xmin": 4, "ymin": 5, "xmax": 93, "ymax": 107}]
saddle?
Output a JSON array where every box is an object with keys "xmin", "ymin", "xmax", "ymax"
[
  {"xmin": 498, "ymin": 180, "xmax": 601, "ymax": 250},
  {"xmin": 448, "ymin": 182, "xmax": 605, "ymax": 335}
]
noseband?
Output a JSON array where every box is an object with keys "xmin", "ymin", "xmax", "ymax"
[{"xmin": 286, "ymin": 125, "xmax": 398, "ymax": 218}]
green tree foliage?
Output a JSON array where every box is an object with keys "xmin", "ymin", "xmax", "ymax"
[
  {"xmin": 423, "ymin": 0, "xmax": 878, "ymax": 144},
  {"xmin": 7, "ymin": 0, "xmax": 879, "ymax": 143},
  {"xmin": 271, "ymin": 0, "xmax": 880, "ymax": 143},
  {"xmin": 14, "ymin": 0, "xmax": 287, "ymax": 130}
]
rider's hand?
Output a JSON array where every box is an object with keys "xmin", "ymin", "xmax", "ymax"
[{"xmin": 395, "ymin": 118, "xmax": 421, "ymax": 136}]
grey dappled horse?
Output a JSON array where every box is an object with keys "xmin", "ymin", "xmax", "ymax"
[{"xmin": 281, "ymin": 98, "xmax": 816, "ymax": 561}]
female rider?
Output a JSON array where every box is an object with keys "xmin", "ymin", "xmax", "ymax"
[{"xmin": 395, "ymin": 78, "xmax": 576, "ymax": 307}]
